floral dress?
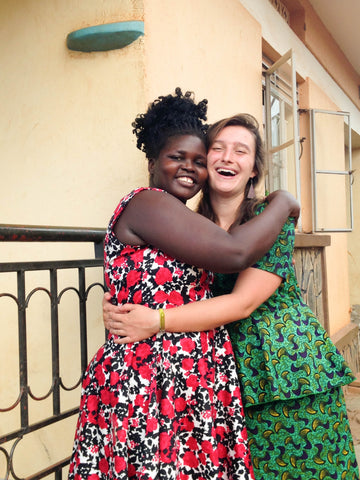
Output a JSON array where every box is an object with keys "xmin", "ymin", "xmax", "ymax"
[
  {"xmin": 213, "ymin": 203, "xmax": 359, "ymax": 480},
  {"xmin": 68, "ymin": 188, "xmax": 254, "ymax": 480}
]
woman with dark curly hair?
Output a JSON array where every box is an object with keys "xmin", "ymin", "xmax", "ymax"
[
  {"xmin": 104, "ymin": 112, "xmax": 359, "ymax": 480},
  {"xmin": 68, "ymin": 88, "xmax": 299, "ymax": 480}
]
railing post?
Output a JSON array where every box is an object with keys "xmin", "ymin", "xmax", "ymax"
[
  {"xmin": 17, "ymin": 270, "xmax": 29, "ymax": 429},
  {"xmin": 78, "ymin": 267, "xmax": 88, "ymax": 372},
  {"xmin": 50, "ymin": 269, "xmax": 60, "ymax": 415}
]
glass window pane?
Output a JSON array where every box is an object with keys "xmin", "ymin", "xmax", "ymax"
[
  {"xmin": 315, "ymin": 173, "xmax": 351, "ymax": 230},
  {"xmin": 269, "ymin": 143, "xmax": 297, "ymax": 196}
]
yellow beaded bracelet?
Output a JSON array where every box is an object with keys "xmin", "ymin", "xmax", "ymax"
[{"xmin": 159, "ymin": 308, "xmax": 165, "ymax": 333}]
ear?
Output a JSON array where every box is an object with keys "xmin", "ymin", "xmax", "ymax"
[
  {"xmin": 148, "ymin": 159, "xmax": 155, "ymax": 175},
  {"xmin": 250, "ymin": 169, "xmax": 257, "ymax": 179}
]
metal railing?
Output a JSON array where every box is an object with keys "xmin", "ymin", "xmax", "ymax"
[{"xmin": 0, "ymin": 225, "xmax": 106, "ymax": 480}]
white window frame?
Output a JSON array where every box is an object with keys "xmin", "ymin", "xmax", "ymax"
[
  {"xmin": 310, "ymin": 109, "xmax": 353, "ymax": 232},
  {"xmin": 263, "ymin": 49, "xmax": 302, "ymax": 230}
]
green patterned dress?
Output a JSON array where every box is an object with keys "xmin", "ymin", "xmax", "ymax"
[{"xmin": 213, "ymin": 204, "xmax": 359, "ymax": 480}]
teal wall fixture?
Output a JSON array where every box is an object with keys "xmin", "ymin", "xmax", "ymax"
[{"xmin": 66, "ymin": 21, "xmax": 144, "ymax": 52}]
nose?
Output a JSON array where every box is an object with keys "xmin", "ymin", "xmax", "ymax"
[
  {"xmin": 181, "ymin": 157, "xmax": 196, "ymax": 171},
  {"xmin": 222, "ymin": 147, "xmax": 233, "ymax": 163}
]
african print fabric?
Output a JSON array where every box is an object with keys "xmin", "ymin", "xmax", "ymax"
[
  {"xmin": 68, "ymin": 188, "xmax": 254, "ymax": 480},
  {"xmin": 214, "ymin": 203, "xmax": 359, "ymax": 479}
]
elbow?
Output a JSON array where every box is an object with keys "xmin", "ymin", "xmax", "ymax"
[{"xmin": 218, "ymin": 253, "xmax": 253, "ymax": 274}]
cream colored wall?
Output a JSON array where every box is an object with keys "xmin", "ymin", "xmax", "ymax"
[
  {"xmin": 143, "ymin": 0, "xmax": 263, "ymax": 208},
  {"xmin": 144, "ymin": 0, "xmax": 262, "ymax": 125},
  {"xmin": 1, "ymin": 0, "xmax": 146, "ymax": 233},
  {"xmin": 349, "ymin": 148, "xmax": 360, "ymax": 306}
]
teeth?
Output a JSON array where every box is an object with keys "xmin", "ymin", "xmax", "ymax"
[
  {"xmin": 217, "ymin": 168, "xmax": 236, "ymax": 177},
  {"xmin": 178, "ymin": 176, "xmax": 194, "ymax": 185}
]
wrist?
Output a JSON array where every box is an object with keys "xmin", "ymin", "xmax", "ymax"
[{"xmin": 159, "ymin": 308, "xmax": 166, "ymax": 333}]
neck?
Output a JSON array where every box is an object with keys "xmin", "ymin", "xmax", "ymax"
[{"xmin": 210, "ymin": 190, "xmax": 244, "ymax": 230}]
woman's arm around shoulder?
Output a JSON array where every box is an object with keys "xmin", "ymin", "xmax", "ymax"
[{"xmin": 114, "ymin": 189, "xmax": 299, "ymax": 273}]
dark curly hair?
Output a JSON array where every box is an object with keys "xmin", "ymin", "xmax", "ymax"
[
  {"xmin": 197, "ymin": 113, "xmax": 265, "ymax": 227},
  {"xmin": 132, "ymin": 87, "xmax": 208, "ymax": 160}
]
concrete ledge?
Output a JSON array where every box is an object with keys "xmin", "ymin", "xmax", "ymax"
[
  {"xmin": 331, "ymin": 323, "xmax": 359, "ymax": 350},
  {"xmin": 331, "ymin": 323, "xmax": 360, "ymax": 375},
  {"xmin": 295, "ymin": 233, "xmax": 331, "ymax": 248}
]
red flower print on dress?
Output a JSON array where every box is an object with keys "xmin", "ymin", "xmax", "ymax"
[
  {"xmin": 182, "ymin": 358, "xmax": 194, "ymax": 371},
  {"xmin": 114, "ymin": 456, "xmax": 126, "ymax": 473},
  {"xmin": 217, "ymin": 389, "xmax": 232, "ymax": 407},
  {"xmin": 180, "ymin": 337, "xmax": 196, "ymax": 353},
  {"xmin": 180, "ymin": 417, "xmax": 194, "ymax": 431},
  {"xmin": 189, "ymin": 288, "xmax": 197, "ymax": 301},
  {"xmin": 128, "ymin": 464, "xmax": 136, "ymax": 477},
  {"xmin": 117, "ymin": 287, "xmax": 129, "ymax": 304},
  {"xmin": 168, "ymin": 290, "xmax": 184, "ymax": 305},
  {"xmin": 138, "ymin": 363, "xmax": 153, "ymax": 380},
  {"xmin": 201, "ymin": 331, "xmax": 210, "ymax": 354},
  {"xmin": 99, "ymin": 457, "xmax": 109, "ymax": 473},
  {"xmin": 174, "ymin": 397, "xmax": 187, "ymax": 412},
  {"xmin": 135, "ymin": 342, "xmax": 152, "ymax": 359},
  {"xmin": 116, "ymin": 428, "xmax": 126, "ymax": 442},
  {"xmin": 235, "ymin": 442, "xmax": 247, "ymax": 459},
  {"xmin": 154, "ymin": 290, "xmax": 168, "ymax": 304},
  {"xmin": 217, "ymin": 443, "xmax": 227, "ymax": 460},
  {"xmin": 186, "ymin": 436, "xmax": 199, "ymax": 450},
  {"xmin": 98, "ymin": 413, "xmax": 107, "ymax": 429},
  {"xmin": 112, "ymin": 255, "xmax": 127, "ymax": 270},
  {"xmin": 126, "ymin": 270, "xmax": 141, "ymax": 288},
  {"xmin": 100, "ymin": 388, "xmax": 117, "ymax": 406},
  {"xmin": 169, "ymin": 345, "xmax": 178, "ymax": 355},
  {"xmin": 186, "ymin": 374, "xmax": 199, "ymax": 390},
  {"xmin": 183, "ymin": 450, "xmax": 199, "ymax": 468},
  {"xmin": 155, "ymin": 267, "xmax": 173, "ymax": 285},
  {"xmin": 198, "ymin": 357, "xmax": 208, "ymax": 376},
  {"xmin": 133, "ymin": 289, "xmax": 142, "ymax": 304},
  {"xmin": 94, "ymin": 365, "xmax": 106, "ymax": 386},
  {"xmin": 155, "ymin": 252, "xmax": 166, "ymax": 265},
  {"xmin": 146, "ymin": 416, "xmax": 158, "ymax": 433},
  {"xmin": 87, "ymin": 395, "xmax": 99, "ymax": 412},
  {"xmin": 131, "ymin": 249, "xmax": 144, "ymax": 267},
  {"xmin": 161, "ymin": 398, "xmax": 175, "ymax": 418},
  {"xmin": 110, "ymin": 371, "xmax": 119, "ymax": 386}
]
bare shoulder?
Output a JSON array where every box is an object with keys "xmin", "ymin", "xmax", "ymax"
[{"xmin": 114, "ymin": 189, "xmax": 187, "ymax": 245}]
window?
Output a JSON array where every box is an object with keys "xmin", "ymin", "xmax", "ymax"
[
  {"xmin": 310, "ymin": 109, "xmax": 353, "ymax": 232},
  {"xmin": 263, "ymin": 50, "xmax": 354, "ymax": 233},
  {"xmin": 263, "ymin": 49, "xmax": 301, "ymax": 226}
]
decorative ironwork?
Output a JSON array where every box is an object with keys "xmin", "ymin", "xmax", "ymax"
[{"xmin": 0, "ymin": 225, "xmax": 105, "ymax": 479}]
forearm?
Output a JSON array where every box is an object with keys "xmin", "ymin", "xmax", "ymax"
[
  {"xmin": 229, "ymin": 197, "xmax": 293, "ymax": 270},
  {"xmin": 164, "ymin": 295, "xmax": 250, "ymax": 332}
]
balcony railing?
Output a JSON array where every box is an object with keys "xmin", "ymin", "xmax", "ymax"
[{"xmin": 0, "ymin": 225, "xmax": 106, "ymax": 480}]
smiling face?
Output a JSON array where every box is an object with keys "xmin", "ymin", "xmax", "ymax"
[
  {"xmin": 207, "ymin": 125, "xmax": 257, "ymax": 199},
  {"xmin": 148, "ymin": 134, "xmax": 208, "ymax": 203}
]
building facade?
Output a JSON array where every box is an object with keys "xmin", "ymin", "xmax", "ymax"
[{"xmin": 1, "ymin": 0, "xmax": 359, "ymax": 476}]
